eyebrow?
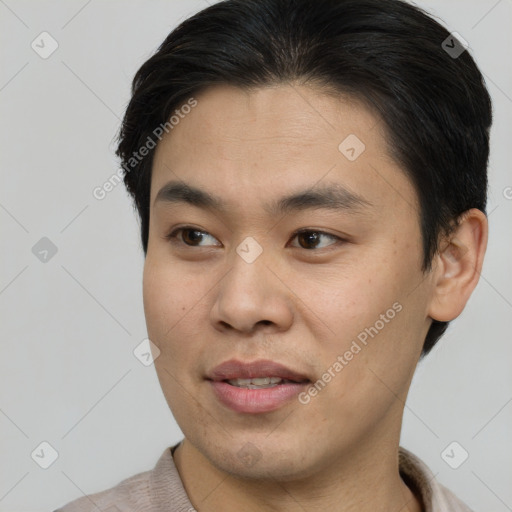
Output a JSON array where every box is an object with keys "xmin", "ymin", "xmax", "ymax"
[{"xmin": 154, "ymin": 180, "xmax": 372, "ymax": 216}]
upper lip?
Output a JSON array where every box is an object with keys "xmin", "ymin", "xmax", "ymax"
[{"xmin": 207, "ymin": 359, "xmax": 311, "ymax": 382}]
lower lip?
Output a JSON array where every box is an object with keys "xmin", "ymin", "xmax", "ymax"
[{"xmin": 209, "ymin": 380, "xmax": 308, "ymax": 414}]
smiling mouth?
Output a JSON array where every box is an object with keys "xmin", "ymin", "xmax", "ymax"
[
  {"xmin": 206, "ymin": 359, "xmax": 312, "ymax": 413},
  {"xmin": 225, "ymin": 377, "xmax": 308, "ymax": 388},
  {"xmin": 208, "ymin": 378, "xmax": 311, "ymax": 414}
]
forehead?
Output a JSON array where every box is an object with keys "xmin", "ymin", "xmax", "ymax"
[
  {"xmin": 159, "ymin": 83, "xmax": 381, "ymax": 149},
  {"xmin": 150, "ymin": 83, "xmax": 418, "ymax": 218}
]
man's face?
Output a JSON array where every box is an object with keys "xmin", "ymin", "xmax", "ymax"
[{"xmin": 144, "ymin": 84, "xmax": 435, "ymax": 479}]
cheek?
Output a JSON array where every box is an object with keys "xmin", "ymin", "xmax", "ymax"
[
  {"xmin": 142, "ymin": 258, "xmax": 195, "ymax": 346},
  {"xmin": 143, "ymin": 262, "xmax": 176, "ymax": 336},
  {"xmin": 307, "ymin": 246, "xmax": 425, "ymax": 379},
  {"xmin": 142, "ymin": 256, "xmax": 215, "ymax": 373},
  {"xmin": 301, "ymin": 259, "xmax": 402, "ymax": 340},
  {"xmin": 142, "ymin": 260, "xmax": 202, "ymax": 416}
]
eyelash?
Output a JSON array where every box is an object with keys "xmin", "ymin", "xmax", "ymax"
[{"xmin": 164, "ymin": 226, "xmax": 345, "ymax": 251}]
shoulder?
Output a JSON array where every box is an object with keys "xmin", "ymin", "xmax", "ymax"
[
  {"xmin": 432, "ymin": 480, "xmax": 476, "ymax": 512},
  {"xmin": 52, "ymin": 468, "xmax": 152, "ymax": 512},
  {"xmin": 399, "ymin": 446, "xmax": 474, "ymax": 512},
  {"xmin": 53, "ymin": 445, "xmax": 181, "ymax": 512}
]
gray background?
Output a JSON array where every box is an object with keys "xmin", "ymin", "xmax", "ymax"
[{"xmin": 1, "ymin": 0, "xmax": 511, "ymax": 510}]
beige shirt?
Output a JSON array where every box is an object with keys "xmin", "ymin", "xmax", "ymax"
[{"xmin": 54, "ymin": 443, "xmax": 474, "ymax": 512}]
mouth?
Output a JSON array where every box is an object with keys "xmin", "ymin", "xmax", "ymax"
[
  {"xmin": 207, "ymin": 358, "xmax": 311, "ymax": 383},
  {"xmin": 223, "ymin": 376, "xmax": 308, "ymax": 389},
  {"xmin": 206, "ymin": 359, "xmax": 311, "ymax": 414}
]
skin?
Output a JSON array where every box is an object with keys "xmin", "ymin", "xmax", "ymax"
[{"xmin": 143, "ymin": 83, "xmax": 488, "ymax": 512}]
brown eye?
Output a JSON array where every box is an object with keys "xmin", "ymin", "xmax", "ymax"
[
  {"xmin": 181, "ymin": 229, "xmax": 206, "ymax": 246},
  {"xmin": 165, "ymin": 227, "xmax": 342, "ymax": 251},
  {"xmin": 165, "ymin": 227, "xmax": 220, "ymax": 247},
  {"xmin": 290, "ymin": 230, "xmax": 341, "ymax": 250}
]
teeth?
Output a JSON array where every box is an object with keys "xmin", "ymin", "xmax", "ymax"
[
  {"xmin": 252, "ymin": 377, "xmax": 271, "ymax": 385},
  {"xmin": 227, "ymin": 377, "xmax": 288, "ymax": 388}
]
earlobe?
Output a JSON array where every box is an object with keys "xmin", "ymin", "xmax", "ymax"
[{"xmin": 428, "ymin": 209, "xmax": 488, "ymax": 322}]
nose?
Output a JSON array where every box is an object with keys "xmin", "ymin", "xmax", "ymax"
[{"xmin": 210, "ymin": 247, "xmax": 294, "ymax": 335}]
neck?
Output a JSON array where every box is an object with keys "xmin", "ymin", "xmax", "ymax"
[{"xmin": 172, "ymin": 438, "xmax": 422, "ymax": 512}]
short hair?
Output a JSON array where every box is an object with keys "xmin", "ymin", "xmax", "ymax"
[{"xmin": 115, "ymin": 0, "xmax": 492, "ymax": 357}]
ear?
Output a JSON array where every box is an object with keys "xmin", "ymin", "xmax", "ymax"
[{"xmin": 428, "ymin": 208, "xmax": 488, "ymax": 322}]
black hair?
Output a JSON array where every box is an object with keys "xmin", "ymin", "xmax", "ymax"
[{"xmin": 115, "ymin": 0, "xmax": 492, "ymax": 356}]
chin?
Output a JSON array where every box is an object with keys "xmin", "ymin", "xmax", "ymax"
[{"xmin": 197, "ymin": 435, "xmax": 321, "ymax": 482}]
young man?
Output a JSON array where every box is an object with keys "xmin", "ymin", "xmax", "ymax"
[{"xmin": 56, "ymin": 0, "xmax": 491, "ymax": 510}]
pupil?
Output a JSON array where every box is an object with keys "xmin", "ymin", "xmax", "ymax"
[
  {"xmin": 185, "ymin": 229, "xmax": 202, "ymax": 244},
  {"xmin": 300, "ymin": 232, "xmax": 318, "ymax": 249}
]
